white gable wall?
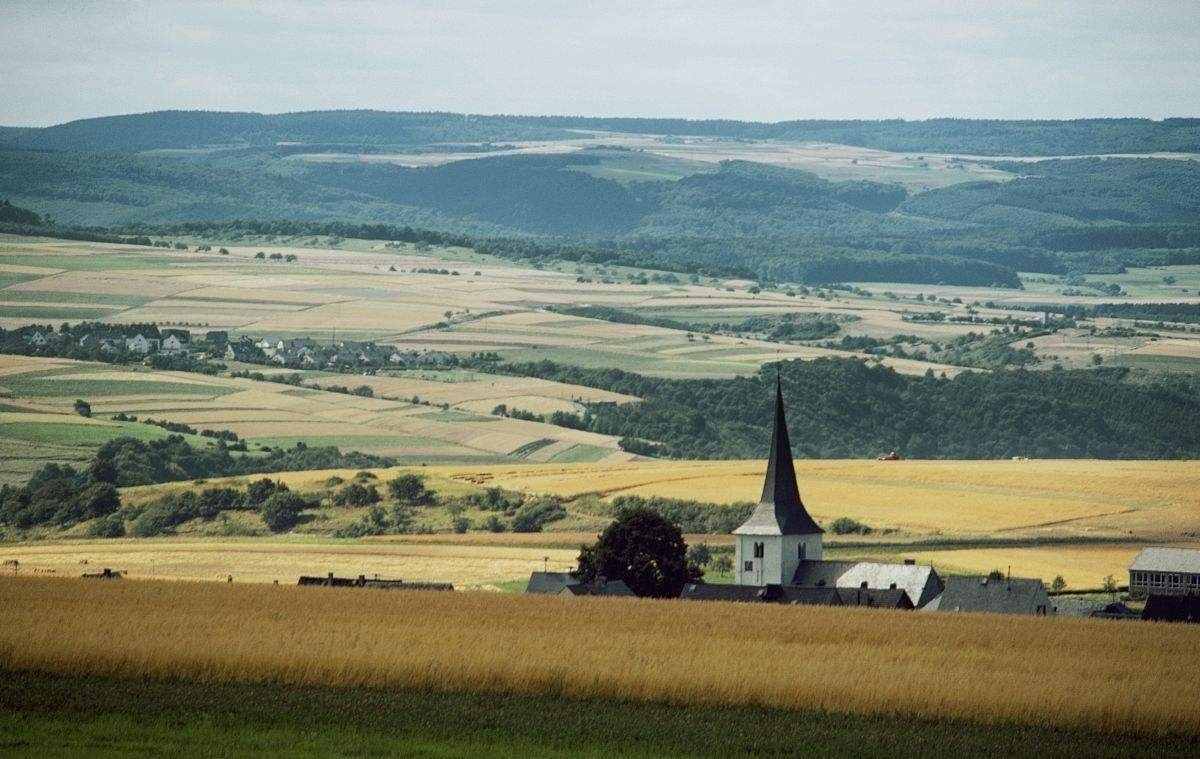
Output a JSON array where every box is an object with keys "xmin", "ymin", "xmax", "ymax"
[{"xmin": 735, "ymin": 533, "xmax": 823, "ymax": 586}]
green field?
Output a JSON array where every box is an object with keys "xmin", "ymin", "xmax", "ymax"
[
  {"xmin": 0, "ymin": 253, "xmax": 190, "ymax": 271},
  {"xmin": 0, "ymin": 376, "xmax": 228, "ymax": 398},
  {"xmin": 0, "ymin": 671, "xmax": 1189, "ymax": 758},
  {"xmin": 0, "ymin": 304, "xmax": 121, "ymax": 319},
  {"xmin": 0, "ymin": 420, "xmax": 174, "ymax": 446},
  {"xmin": 0, "ymin": 290, "xmax": 151, "ymax": 306}
]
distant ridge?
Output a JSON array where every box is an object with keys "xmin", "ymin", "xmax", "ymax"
[{"xmin": 3, "ymin": 109, "xmax": 1199, "ymax": 155}]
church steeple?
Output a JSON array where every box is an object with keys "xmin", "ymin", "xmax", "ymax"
[{"xmin": 734, "ymin": 377, "xmax": 823, "ymax": 536}]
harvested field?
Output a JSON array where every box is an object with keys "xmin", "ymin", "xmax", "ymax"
[
  {"xmin": 430, "ymin": 459, "xmax": 1200, "ymax": 537},
  {"xmin": 0, "ymin": 539, "xmax": 576, "ymax": 588}
]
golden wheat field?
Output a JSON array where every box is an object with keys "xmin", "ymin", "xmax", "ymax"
[
  {"xmin": 2, "ymin": 576, "xmax": 1199, "ymax": 736},
  {"xmin": 431, "ymin": 458, "xmax": 1200, "ymax": 538}
]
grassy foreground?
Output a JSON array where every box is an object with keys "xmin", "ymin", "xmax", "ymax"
[
  {"xmin": 4, "ymin": 671, "xmax": 1197, "ymax": 758},
  {"xmin": 3, "ymin": 577, "xmax": 1200, "ymax": 742}
]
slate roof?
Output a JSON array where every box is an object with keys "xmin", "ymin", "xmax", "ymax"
[
  {"xmin": 1143, "ymin": 594, "xmax": 1200, "ymax": 623},
  {"xmin": 924, "ymin": 575, "xmax": 1051, "ymax": 615},
  {"xmin": 525, "ymin": 571, "xmax": 577, "ymax": 594},
  {"xmin": 733, "ymin": 378, "xmax": 823, "ymax": 536},
  {"xmin": 792, "ymin": 560, "xmax": 944, "ymax": 608},
  {"xmin": 832, "ymin": 587, "xmax": 915, "ymax": 609},
  {"xmin": 680, "ymin": 583, "xmax": 787, "ymax": 603},
  {"xmin": 559, "ymin": 580, "xmax": 635, "ymax": 597},
  {"xmin": 1130, "ymin": 547, "xmax": 1200, "ymax": 574}
]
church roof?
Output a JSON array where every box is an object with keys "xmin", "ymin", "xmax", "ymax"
[{"xmin": 733, "ymin": 378, "xmax": 823, "ymax": 536}]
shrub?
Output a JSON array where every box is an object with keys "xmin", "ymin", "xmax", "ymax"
[
  {"xmin": 73, "ymin": 399, "xmax": 92, "ymax": 418},
  {"xmin": 332, "ymin": 483, "xmax": 381, "ymax": 507},
  {"xmin": 388, "ymin": 474, "xmax": 433, "ymax": 506},
  {"xmin": 259, "ymin": 491, "xmax": 308, "ymax": 533},
  {"xmin": 511, "ymin": 497, "xmax": 567, "ymax": 533},
  {"xmin": 245, "ymin": 478, "xmax": 287, "ymax": 507},
  {"xmin": 324, "ymin": 476, "xmax": 345, "ymax": 487},
  {"xmin": 197, "ymin": 487, "xmax": 243, "ymax": 520},
  {"xmin": 452, "ymin": 516, "xmax": 470, "ymax": 534},
  {"xmin": 353, "ymin": 471, "xmax": 378, "ymax": 481},
  {"xmin": 86, "ymin": 513, "xmax": 125, "ymax": 538},
  {"xmin": 483, "ymin": 515, "xmax": 507, "ymax": 533},
  {"xmin": 130, "ymin": 505, "xmax": 177, "ymax": 537},
  {"xmin": 828, "ymin": 517, "xmax": 873, "ymax": 535}
]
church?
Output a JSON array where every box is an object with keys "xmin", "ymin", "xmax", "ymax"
[{"xmin": 683, "ymin": 378, "xmax": 945, "ymax": 609}]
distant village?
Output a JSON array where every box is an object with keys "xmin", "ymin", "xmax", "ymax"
[{"xmin": 2, "ymin": 321, "xmax": 463, "ymax": 372}]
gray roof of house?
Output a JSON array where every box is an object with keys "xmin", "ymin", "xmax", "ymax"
[
  {"xmin": 832, "ymin": 587, "xmax": 914, "ymax": 609},
  {"xmin": 559, "ymin": 580, "xmax": 635, "ymax": 597},
  {"xmin": 924, "ymin": 576, "xmax": 1050, "ymax": 615},
  {"xmin": 791, "ymin": 560, "xmax": 943, "ymax": 608},
  {"xmin": 733, "ymin": 379, "xmax": 823, "ymax": 537},
  {"xmin": 1130, "ymin": 547, "xmax": 1200, "ymax": 574},
  {"xmin": 525, "ymin": 571, "xmax": 577, "ymax": 594}
]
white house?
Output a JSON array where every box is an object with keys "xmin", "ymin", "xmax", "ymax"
[
  {"xmin": 160, "ymin": 331, "xmax": 191, "ymax": 355},
  {"xmin": 126, "ymin": 333, "xmax": 160, "ymax": 354}
]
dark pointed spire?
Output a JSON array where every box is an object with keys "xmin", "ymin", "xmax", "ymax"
[{"xmin": 734, "ymin": 376, "xmax": 823, "ymax": 535}]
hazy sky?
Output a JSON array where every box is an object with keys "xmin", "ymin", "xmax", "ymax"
[{"xmin": 2, "ymin": 1, "xmax": 1198, "ymax": 126}]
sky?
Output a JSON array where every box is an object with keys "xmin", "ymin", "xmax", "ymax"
[{"xmin": 2, "ymin": 0, "xmax": 1199, "ymax": 127}]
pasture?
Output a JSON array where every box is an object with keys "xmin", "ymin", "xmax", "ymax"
[{"xmin": 2, "ymin": 576, "xmax": 1200, "ymax": 744}]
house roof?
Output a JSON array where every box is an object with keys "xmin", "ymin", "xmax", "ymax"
[
  {"xmin": 525, "ymin": 571, "xmax": 577, "ymax": 594},
  {"xmin": 1131, "ymin": 547, "xmax": 1200, "ymax": 574},
  {"xmin": 924, "ymin": 575, "xmax": 1050, "ymax": 615},
  {"xmin": 559, "ymin": 580, "xmax": 634, "ymax": 597},
  {"xmin": 832, "ymin": 587, "xmax": 914, "ymax": 609},
  {"xmin": 792, "ymin": 560, "xmax": 943, "ymax": 608},
  {"xmin": 733, "ymin": 378, "xmax": 823, "ymax": 536}
]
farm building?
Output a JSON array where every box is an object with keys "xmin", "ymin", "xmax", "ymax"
[
  {"xmin": 298, "ymin": 573, "xmax": 453, "ymax": 591},
  {"xmin": 731, "ymin": 379, "xmax": 943, "ymax": 609},
  {"xmin": 1128, "ymin": 547, "xmax": 1200, "ymax": 598},
  {"xmin": 525, "ymin": 571, "xmax": 633, "ymax": 597},
  {"xmin": 1142, "ymin": 594, "xmax": 1200, "ymax": 623},
  {"xmin": 923, "ymin": 575, "xmax": 1052, "ymax": 615},
  {"xmin": 559, "ymin": 579, "xmax": 635, "ymax": 597},
  {"xmin": 680, "ymin": 583, "xmax": 913, "ymax": 609}
]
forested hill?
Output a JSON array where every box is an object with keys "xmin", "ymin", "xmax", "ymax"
[
  {"xmin": 501, "ymin": 359, "xmax": 1200, "ymax": 460},
  {"xmin": 3, "ymin": 110, "xmax": 1199, "ymax": 155}
]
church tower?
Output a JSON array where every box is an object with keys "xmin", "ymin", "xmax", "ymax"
[{"xmin": 733, "ymin": 377, "xmax": 823, "ymax": 586}]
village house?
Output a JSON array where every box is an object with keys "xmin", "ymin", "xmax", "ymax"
[
  {"xmin": 1129, "ymin": 547, "xmax": 1200, "ymax": 599},
  {"xmin": 21, "ymin": 328, "xmax": 54, "ymax": 347},
  {"xmin": 525, "ymin": 571, "xmax": 634, "ymax": 597},
  {"xmin": 159, "ymin": 329, "xmax": 192, "ymax": 355},
  {"xmin": 225, "ymin": 339, "xmax": 264, "ymax": 363},
  {"xmin": 126, "ymin": 332, "xmax": 160, "ymax": 354},
  {"xmin": 922, "ymin": 575, "xmax": 1052, "ymax": 615}
]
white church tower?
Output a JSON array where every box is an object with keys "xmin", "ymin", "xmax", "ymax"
[{"xmin": 733, "ymin": 377, "xmax": 823, "ymax": 586}]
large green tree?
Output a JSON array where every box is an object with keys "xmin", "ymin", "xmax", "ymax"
[{"xmin": 574, "ymin": 507, "xmax": 701, "ymax": 598}]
